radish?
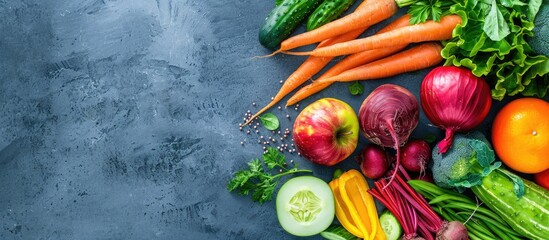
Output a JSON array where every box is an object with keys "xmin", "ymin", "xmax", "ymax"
[
  {"xmin": 357, "ymin": 145, "xmax": 390, "ymax": 179},
  {"xmin": 436, "ymin": 221, "xmax": 469, "ymax": 240},
  {"xmin": 359, "ymin": 84, "xmax": 419, "ymax": 187},
  {"xmin": 401, "ymin": 139, "xmax": 431, "ymax": 174}
]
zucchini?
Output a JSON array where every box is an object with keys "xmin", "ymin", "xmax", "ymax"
[
  {"xmin": 471, "ymin": 169, "xmax": 549, "ymax": 240},
  {"xmin": 259, "ymin": 0, "xmax": 322, "ymax": 50},
  {"xmin": 306, "ymin": 0, "xmax": 355, "ymax": 31}
]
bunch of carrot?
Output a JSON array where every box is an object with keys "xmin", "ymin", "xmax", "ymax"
[{"xmin": 245, "ymin": 0, "xmax": 462, "ymax": 125}]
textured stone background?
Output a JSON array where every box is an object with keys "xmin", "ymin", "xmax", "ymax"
[{"xmin": 0, "ymin": 1, "xmax": 527, "ymax": 239}]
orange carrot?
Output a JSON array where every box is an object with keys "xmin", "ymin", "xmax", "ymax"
[
  {"xmin": 278, "ymin": 0, "xmax": 398, "ymax": 52},
  {"xmin": 243, "ymin": 8, "xmax": 375, "ymax": 125},
  {"xmin": 286, "ymin": 14, "xmax": 412, "ymax": 106},
  {"xmin": 289, "ymin": 42, "xmax": 443, "ymax": 99},
  {"xmin": 285, "ymin": 15, "xmax": 462, "ymax": 57},
  {"xmin": 244, "ymin": 13, "xmax": 411, "ymax": 125},
  {"xmin": 243, "ymin": 31, "xmax": 365, "ymax": 126}
]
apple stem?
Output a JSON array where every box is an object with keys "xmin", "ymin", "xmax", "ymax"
[{"xmin": 337, "ymin": 131, "xmax": 353, "ymax": 137}]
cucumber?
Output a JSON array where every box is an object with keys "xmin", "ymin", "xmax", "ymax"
[
  {"xmin": 306, "ymin": 0, "xmax": 355, "ymax": 31},
  {"xmin": 276, "ymin": 176, "xmax": 335, "ymax": 236},
  {"xmin": 379, "ymin": 210, "xmax": 403, "ymax": 240},
  {"xmin": 259, "ymin": 0, "xmax": 322, "ymax": 50},
  {"xmin": 472, "ymin": 169, "xmax": 549, "ymax": 240},
  {"xmin": 320, "ymin": 225, "xmax": 359, "ymax": 240}
]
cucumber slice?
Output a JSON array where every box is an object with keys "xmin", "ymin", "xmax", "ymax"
[
  {"xmin": 380, "ymin": 210, "xmax": 403, "ymax": 240},
  {"xmin": 320, "ymin": 224, "xmax": 360, "ymax": 240},
  {"xmin": 276, "ymin": 176, "xmax": 335, "ymax": 236}
]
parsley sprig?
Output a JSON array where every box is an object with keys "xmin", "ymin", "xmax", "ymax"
[
  {"xmin": 396, "ymin": 0, "xmax": 455, "ymax": 24},
  {"xmin": 227, "ymin": 147, "xmax": 312, "ymax": 204}
]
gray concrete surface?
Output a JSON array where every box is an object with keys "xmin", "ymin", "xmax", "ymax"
[{"xmin": 0, "ymin": 1, "xmax": 520, "ymax": 239}]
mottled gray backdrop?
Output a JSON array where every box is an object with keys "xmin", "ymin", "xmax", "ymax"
[{"xmin": 0, "ymin": 1, "xmax": 509, "ymax": 239}]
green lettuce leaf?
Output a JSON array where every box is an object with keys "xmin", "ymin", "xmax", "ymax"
[{"xmin": 441, "ymin": 0, "xmax": 549, "ymax": 100}]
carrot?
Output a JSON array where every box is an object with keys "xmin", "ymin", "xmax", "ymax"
[
  {"xmin": 243, "ymin": 9, "xmax": 376, "ymax": 125},
  {"xmin": 285, "ymin": 15, "xmax": 461, "ymax": 57},
  {"xmin": 290, "ymin": 42, "xmax": 443, "ymax": 99},
  {"xmin": 244, "ymin": 13, "xmax": 412, "ymax": 125},
  {"xmin": 278, "ymin": 0, "xmax": 397, "ymax": 52},
  {"xmin": 286, "ymin": 14, "xmax": 412, "ymax": 106}
]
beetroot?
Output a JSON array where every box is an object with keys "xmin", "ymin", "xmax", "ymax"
[
  {"xmin": 357, "ymin": 145, "xmax": 390, "ymax": 179},
  {"xmin": 414, "ymin": 172, "xmax": 434, "ymax": 183},
  {"xmin": 436, "ymin": 221, "xmax": 469, "ymax": 240},
  {"xmin": 359, "ymin": 84, "xmax": 419, "ymax": 186},
  {"xmin": 402, "ymin": 139, "xmax": 431, "ymax": 173}
]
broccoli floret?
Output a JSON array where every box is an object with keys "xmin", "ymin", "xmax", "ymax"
[{"xmin": 431, "ymin": 132, "xmax": 492, "ymax": 188}]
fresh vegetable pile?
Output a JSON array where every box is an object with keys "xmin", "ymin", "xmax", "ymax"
[{"xmin": 229, "ymin": 0, "xmax": 549, "ymax": 239}]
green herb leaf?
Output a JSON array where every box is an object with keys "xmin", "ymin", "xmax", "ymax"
[
  {"xmin": 227, "ymin": 147, "xmax": 312, "ymax": 204},
  {"xmin": 275, "ymin": 0, "xmax": 284, "ymax": 6},
  {"xmin": 227, "ymin": 169, "xmax": 254, "ymax": 192},
  {"xmin": 258, "ymin": 113, "xmax": 280, "ymax": 130},
  {"xmin": 406, "ymin": 0, "xmax": 450, "ymax": 24},
  {"xmin": 409, "ymin": 3, "xmax": 432, "ymax": 24},
  {"xmin": 248, "ymin": 159, "xmax": 263, "ymax": 173},
  {"xmin": 422, "ymin": 134, "xmax": 437, "ymax": 143},
  {"xmin": 484, "ymin": 0, "xmax": 510, "ymax": 41},
  {"xmin": 263, "ymin": 147, "xmax": 286, "ymax": 170},
  {"xmin": 348, "ymin": 81, "xmax": 364, "ymax": 95}
]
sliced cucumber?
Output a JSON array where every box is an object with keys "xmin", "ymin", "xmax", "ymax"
[
  {"xmin": 276, "ymin": 176, "xmax": 335, "ymax": 236},
  {"xmin": 320, "ymin": 224, "xmax": 359, "ymax": 240},
  {"xmin": 380, "ymin": 210, "xmax": 403, "ymax": 240}
]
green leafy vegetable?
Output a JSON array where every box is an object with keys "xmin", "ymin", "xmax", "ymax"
[
  {"xmin": 348, "ymin": 81, "xmax": 364, "ymax": 95},
  {"xmin": 276, "ymin": 0, "xmax": 284, "ymax": 6},
  {"xmin": 258, "ymin": 113, "xmax": 280, "ymax": 130},
  {"xmin": 444, "ymin": 0, "xmax": 548, "ymax": 100},
  {"xmin": 396, "ymin": 0, "xmax": 549, "ymax": 100},
  {"xmin": 483, "ymin": 0, "xmax": 510, "ymax": 41},
  {"xmin": 227, "ymin": 147, "xmax": 312, "ymax": 204}
]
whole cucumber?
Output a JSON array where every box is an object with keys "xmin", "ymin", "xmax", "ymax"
[
  {"xmin": 259, "ymin": 0, "xmax": 322, "ymax": 50},
  {"xmin": 306, "ymin": 0, "xmax": 355, "ymax": 31},
  {"xmin": 472, "ymin": 169, "xmax": 549, "ymax": 240}
]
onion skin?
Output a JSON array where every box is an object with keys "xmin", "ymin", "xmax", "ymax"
[{"xmin": 420, "ymin": 66, "xmax": 491, "ymax": 154}]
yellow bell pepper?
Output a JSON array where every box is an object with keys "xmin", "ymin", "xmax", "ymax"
[{"xmin": 329, "ymin": 169, "xmax": 386, "ymax": 240}]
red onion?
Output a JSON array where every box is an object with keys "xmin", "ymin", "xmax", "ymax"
[
  {"xmin": 420, "ymin": 66, "xmax": 492, "ymax": 154},
  {"xmin": 359, "ymin": 84, "xmax": 419, "ymax": 186}
]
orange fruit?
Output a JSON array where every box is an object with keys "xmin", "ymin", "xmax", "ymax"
[{"xmin": 492, "ymin": 98, "xmax": 549, "ymax": 174}]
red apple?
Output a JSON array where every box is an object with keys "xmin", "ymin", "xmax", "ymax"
[{"xmin": 292, "ymin": 98, "xmax": 359, "ymax": 166}]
